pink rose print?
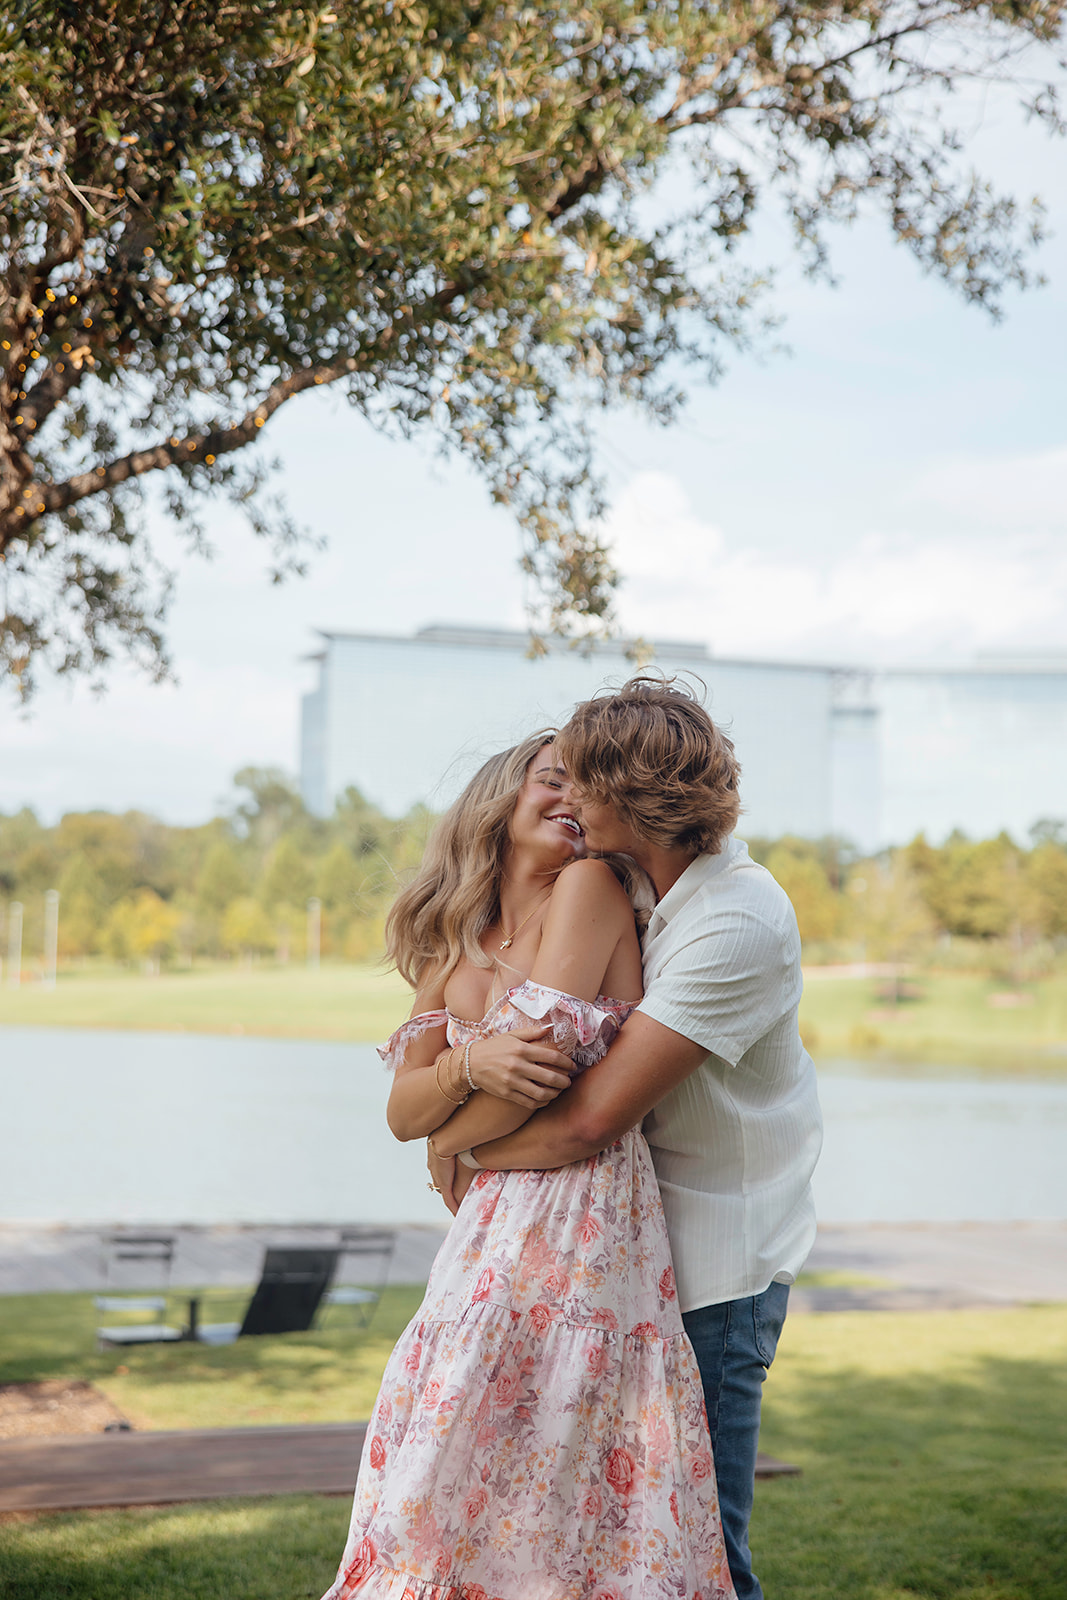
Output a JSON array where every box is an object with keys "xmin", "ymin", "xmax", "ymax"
[
  {"xmin": 629, "ymin": 1321, "xmax": 660, "ymax": 1339},
  {"xmin": 421, "ymin": 1377, "xmax": 443, "ymax": 1408},
  {"xmin": 590, "ymin": 1583, "xmax": 625, "ymax": 1599},
  {"xmin": 347, "ymin": 1535, "xmax": 377, "ymax": 1584},
  {"xmin": 492, "ymin": 1368, "xmax": 521, "ymax": 1408},
  {"xmin": 578, "ymin": 1211, "xmax": 601, "ymax": 1245},
  {"xmin": 528, "ymin": 1302, "xmax": 555, "ymax": 1334},
  {"xmin": 590, "ymin": 1307, "xmax": 618, "ymax": 1329},
  {"xmin": 402, "ymin": 1342, "xmax": 422, "ymax": 1376},
  {"xmin": 580, "ymin": 1487, "xmax": 602, "ymax": 1518},
  {"xmin": 670, "ymin": 1488, "xmax": 681, "ymax": 1526},
  {"xmin": 478, "ymin": 1196, "xmax": 497, "ymax": 1224},
  {"xmin": 377, "ymin": 1396, "xmax": 392, "ymax": 1425},
  {"xmin": 543, "ymin": 1265, "xmax": 570, "ymax": 1301},
  {"xmin": 368, "ymin": 1435, "xmax": 386, "ymax": 1470},
  {"xmin": 604, "ymin": 1445, "xmax": 638, "ymax": 1501},
  {"xmin": 584, "ymin": 1338, "xmax": 607, "ymax": 1377},
  {"xmin": 659, "ymin": 1265, "xmax": 677, "ymax": 1301},
  {"xmin": 471, "ymin": 1268, "xmax": 495, "ymax": 1303},
  {"xmin": 689, "ymin": 1448, "xmax": 715, "ymax": 1484},
  {"xmin": 463, "ymin": 1485, "xmax": 489, "ymax": 1521}
]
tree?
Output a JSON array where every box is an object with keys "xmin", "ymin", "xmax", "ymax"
[
  {"xmin": 220, "ymin": 894, "xmax": 275, "ymax": 960},
  {"xmin": 764, "ymin": 838, "xmax": 844, "ymax": 945},
  {"xmin": 847, "ymin": 852, "xmax": 936, "ymax": 965},
  {"xmin": 1024, "ymin": 840, "xmax": 1067, "ymax": 939},
  {"xmin": 105, "ymin": 885, "xmax": 180, "ymax": 967},
  {"xmin": 2, "ymin": 2, "xmax": 1063, "ymax": 693},
  {"xmin": 904, "ymin": 830, "xmax": 1020, "ymax": 939}
]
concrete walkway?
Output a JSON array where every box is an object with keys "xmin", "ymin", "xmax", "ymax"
[{"xmin": 2, "ymin": 1220, "xmax": 1065, "ymax": 1308}]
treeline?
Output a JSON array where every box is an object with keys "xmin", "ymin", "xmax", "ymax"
[
  {"xmin": 2, "ymin": 774, "xmax": 1066, "ymax": 976},
  {"xmin": 0, "ymin": 769, "xmax": 433, "ymax": 973},
  {"xmin": 745, "ymin": 827, "xmax": 1067, "ymax": 970}
]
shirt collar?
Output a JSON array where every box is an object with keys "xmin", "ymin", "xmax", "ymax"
[{"xmin": 644, "ymin": 836, "xmax": 747, "ymax": 942}]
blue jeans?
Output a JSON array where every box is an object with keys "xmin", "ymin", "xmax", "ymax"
[{"xmin": 682, "ymin": 1281, "xmax": 790, "ymax": 1600}]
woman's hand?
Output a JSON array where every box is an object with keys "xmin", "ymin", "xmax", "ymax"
[
  {"xmin": 467, "ymin": 1026, "xmax": 575, "ymax": 1110},
  {"xmin": 426, "ymin": 1141, "xmax": 458, "ymax": 1213}
]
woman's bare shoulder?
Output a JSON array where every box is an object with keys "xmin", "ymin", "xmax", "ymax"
[
  {"xmin": 410, "ymin": 965, "xmax": 448, "ymax": 1015},
  {"xmin": 548, "ymin": 857, "xmax": 632, "ymax": 914}
]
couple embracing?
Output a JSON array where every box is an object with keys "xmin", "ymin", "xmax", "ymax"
[{"xmin": 322, "ymin": 675, "xmax": 822, "ymax": 1600}]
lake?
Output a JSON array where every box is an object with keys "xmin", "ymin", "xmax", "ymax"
[{"xmin": 2, "ymin": 1028, "xmax": 1065, "ymax": 1226}]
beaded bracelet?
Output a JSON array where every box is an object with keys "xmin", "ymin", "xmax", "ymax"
[{"xmin": 463, "ymin": 1040, "xmax": 477, "ymax": 1094}]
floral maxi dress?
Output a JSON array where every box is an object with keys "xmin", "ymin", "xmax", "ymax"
[{"xmin": 322, "ymin": 981, "xmax": 736, "ymax": 1600}]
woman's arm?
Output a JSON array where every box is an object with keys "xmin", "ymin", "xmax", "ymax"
[
  {"xmin": 430, "ymin": 861, "xmax": 641, "ymax": 1158},
  {"xmin": 385, "ymin": 977, "xmax": 468, "ymax": 1141}
]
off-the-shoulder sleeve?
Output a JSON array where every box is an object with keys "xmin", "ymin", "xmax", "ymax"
[
  {"xmin": 503, "ymin": 981, "xmax": 636, "ymax": 1069},
  {"xmin": 377, "ymin": 1010, "xmax": 448, "ymax": 1072}
]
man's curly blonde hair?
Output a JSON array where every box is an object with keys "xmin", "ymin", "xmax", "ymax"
[{"xmin": 556, "ymin": 674, "xmax": 741, "ymax": 856}]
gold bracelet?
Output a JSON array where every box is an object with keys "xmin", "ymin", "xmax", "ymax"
[{"xmin": 435, "ymin": 1048, "xmax": 467, "ymax": 1105}]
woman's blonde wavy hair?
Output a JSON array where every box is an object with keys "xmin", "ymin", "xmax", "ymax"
[{"xmin": 386, "ymin": 731, "xmax": 558, "ymax": 989}]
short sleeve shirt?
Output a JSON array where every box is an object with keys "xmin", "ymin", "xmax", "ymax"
[{"xmin": 638, "ymin": 838, "xmax": 823, "ymax": 1311}]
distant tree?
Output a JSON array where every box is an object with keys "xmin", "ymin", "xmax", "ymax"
[
  {"xmin": 315, "ymin": 840, "xmax": 365, "ymax": 912},
  {"xmin": 259, "ymin": 835, "xmax": 312, "ymax": 911},
  {"xmin": 905, "ymin": 831, "xmax": 1020, "ymax": 939},
  {"xmin": 195, "ymin": 839, "xmax": 248, "ymax": 916},
  {"xmin": 2, "ymin": 1, "xmax": 1063, "ymax": 693},
  {"xmin": 847, "ymin": 853, "xmax": 936, "ymax": 965},
  {"xmin": 105, "ymin": 886, "xmax": 180, "ymax": 967},
  {"xmin": 1025, "ymin": 841, "xmax": 1067, "ymax": 940},
  {"xmin": 764, "ymin": 839, "xmax": 844, "ymax": 945},
  {"xmin": 220, "ymin": 895, "xmax": 275, "ymax": 961},
  {"xmin": 232, "ymin": 767, "xmax": 308, "ymax": 848}
]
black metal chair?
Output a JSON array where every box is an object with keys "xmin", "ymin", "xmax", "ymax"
[
  {"xmin": 94, "ymin": 1232, "xmax": 183, "ymax": 1347},
  {"xmin": 188, "ymin": 1246, "xmax": 342, "ymax": 1345},
  {"xmin": 321, "ymin": 1227, "xmax": 397, "ymax": 1330}
]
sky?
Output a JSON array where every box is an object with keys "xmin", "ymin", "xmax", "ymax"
[{"xmin": 2, "ymin": 74, "xmax": 1065, "ymax": 825}]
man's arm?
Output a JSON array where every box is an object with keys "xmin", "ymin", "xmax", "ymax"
[{"xmin": 472, "ymin": 1010, "xmax": 708, "ymax": 1171}]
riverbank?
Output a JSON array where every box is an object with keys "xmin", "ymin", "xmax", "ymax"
[{"xmin": 2, "ymin": 961, "xmax": 1065, "ymax": 1071}]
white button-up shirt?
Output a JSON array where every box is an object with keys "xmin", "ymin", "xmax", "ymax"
[{"xmin": 638, "ymin": 838, "xmax": 822, "ymax": 1312}]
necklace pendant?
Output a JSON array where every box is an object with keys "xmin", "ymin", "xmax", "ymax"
[{"xmin": 499, "ymin": 936, "xmax": 513, "ymax": 950}]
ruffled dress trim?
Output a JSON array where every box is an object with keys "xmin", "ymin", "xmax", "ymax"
[{"xmin": 378, "ymin": 982, "xmax": 634, "ymax": 1074}]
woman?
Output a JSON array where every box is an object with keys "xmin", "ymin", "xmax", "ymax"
[{"xmin": 322, "ymin": 734, "xmax": 735, "ymax": 1600}]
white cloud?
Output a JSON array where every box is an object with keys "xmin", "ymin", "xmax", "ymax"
[
  {"xmin": 912, "ymin": 445, "xmax": 1067, "ymax": 527},
  {"xmin": 606, "ymin": 470, "xmax": 1067, "ymax": 664}
]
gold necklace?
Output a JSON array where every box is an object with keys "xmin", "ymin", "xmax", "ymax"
[{"xmin": 497, "ymin": 890, "xmax": 551, "ymax": 951}]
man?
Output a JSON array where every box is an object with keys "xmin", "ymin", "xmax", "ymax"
[{"xmin": 439, "ymin": 675, "xmax": 822, "ymax": 1600}]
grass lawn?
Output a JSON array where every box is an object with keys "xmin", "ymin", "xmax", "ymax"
[
  {"xmin": 1, "ymin": 1298, "xmax": 1064, "ymax": 1598},
  {"xmin": 799, "ymin": 970, "xmax": 1067, "ymax": 1074},
  {"xmin": 0, "ymin": 962, "xmax": 412, "ymax": 1043},
  {"xmin": 0, "ymin": 1287, "xmax": 426, "ymax": 1430},
  {"xmin": 1, "ymin": 961, "xmax": 1065, "ymax": 1072}
]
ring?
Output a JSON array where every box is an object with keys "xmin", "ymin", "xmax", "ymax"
[{"xmin": 426, "ymin": 1181, "xmax": 442, "ymax": 1194}]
